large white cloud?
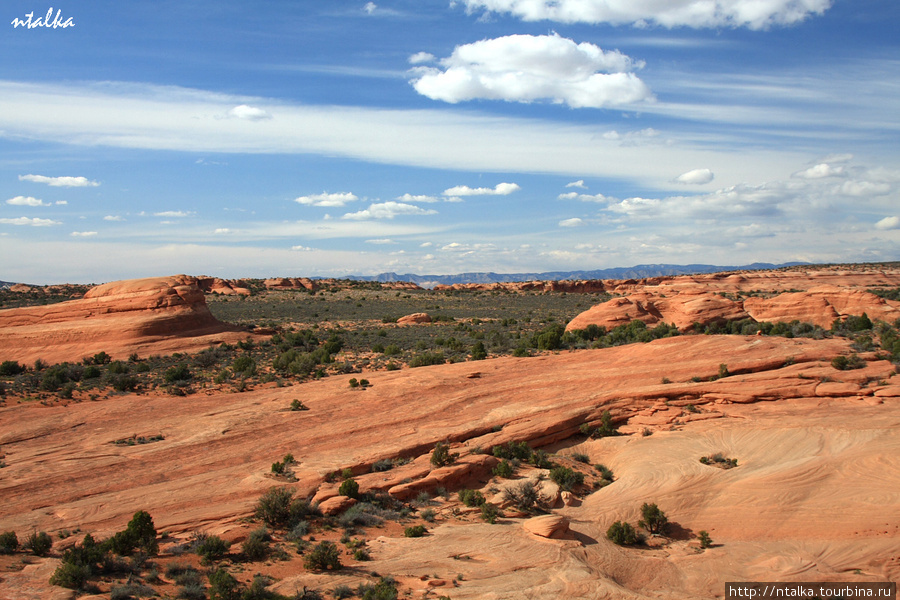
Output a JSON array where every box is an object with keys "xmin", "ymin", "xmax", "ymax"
[
  {"xmin": 295, "ymin": 192, "xmax": 359, "ymax": 207},
  {"xmin": 19, "ymin": 174, "xmax": 99, "ymax": 187},
  {"xmin": 410, "ymin": 33, "xmax": 651, "ymax": 109},
  {"xmin": 342, "ymin": 201, "xmax": 438, "ymax": 220},
  {"xmin": 460, "ymin": 0, "xmax": 833, "ymax": 29},
  {"xmin": 675, "ymin": 168, "xmax": 714, "ymax": 184},
  {"xmin": 227, "ymin": 105, "xmax": 271, "ymax": 120},
  {"xmin": 443, "ymin": 182, "xmax": 520, "ymax": 196},
  {"xmin": 874, "ymin": 216, "xmax": 900, "ymax": 231}
]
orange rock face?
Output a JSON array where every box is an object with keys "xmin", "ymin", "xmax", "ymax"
[
  {"xmin": 567, "ymin": 269, "xmax": 900, "ymax": 333},
  {"xmin": 397, "ymin": 312, "xmax": 432, "ymax": 324},
  {"xmin": 0, "ymin": 275, "xmax": 255, "ymax": 364}
]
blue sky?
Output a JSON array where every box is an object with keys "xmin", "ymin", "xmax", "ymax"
[{"xmin": 1, "ymin": 0, "xmax": 898, "ymax": 284}]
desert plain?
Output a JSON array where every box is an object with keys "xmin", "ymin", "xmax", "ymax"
[{"xmin": 0, "ymin": 264, "xmax": 898, "ymax": 600}]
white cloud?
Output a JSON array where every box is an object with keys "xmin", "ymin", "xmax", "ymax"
[
  {"xmin": 364, "ymin": 2, "xmax": 377, "ymax": 14},
  {"xmin": 19, "ymin": 174, "xmax": 99, "ymax": 187},
  {"xmin": 71, "ymin": 231, "xmax": 98, "ymax": 237},
  {"xmin": 558, "ymin": 191, "xmax": 615, "ymax": 203},
  {"xmin": 675, "ymin": 168, "xmax": 714, "ymax": 184},
  {"xmin": 154, "ymin": 211, "xmax": 193, "ymax": 218},
  {"xmin": 793, "ymin": 163, "xmax": 845, "ymax": 179},
  {"xmin": 410, "ymin": 33, "xmax": 651, "ymax": 109},
  {"xmin": 342, "ymin": 201, "xmax": 438, "ymax": 220},
  {"xmin": 565, "ymin": 180, "xmax": 587, "ymax": 189},
  {"xmin": 408, "ymin": 52, "xmax": 436, "ymax": 65},
  {"xmin": 602, "ymin": 128, "xmax": 661, "ymax": 145},
  {"xmin": 214, "ymin": 228, "xmax": 232, "ymax": 234},
  {"xmin": 559, "ymin": 217, "xmax": 584, "ymax": 227},
  {"xmin": 0, "ymin": 217, "xmax": 60, "ymax": 226},
  {"xmin": 290, "ymin": 244, "xmax": 315, "ymax": 251},
  {"xmin": 366, "ymin": 238, "xmax": 397, "ymax": 244},
  {"xmin": 443, "ymin": 182, "xmax": 520, "ymax": 196},
  {"xmin": 55, "ymin": 200, "xmax": 67, "ymax": 205},
  {"xmin": 104, "ymin": 215, "xmax": 125, "ymax": 221},
  {"xmin": 396, "ymin": 193, "xmax": 440, "ymax": 203},
  {"xmin": 228, "ymin": 104, "xmax": 271, "ymax": 120},
  {"xmin": 6, "ymin": 196, "xmax": 48, "ymax": 206},
  {"xmin": 295, "ymin": 192, "xmax": 358, "ymax": 207},
  {"xmin": 459, "ymin": 0, "xmax": 833, "ymax": 29},
  {"xmin": 840, "ymin": 180, "xmax": 891, "ymax": 197},
  {"xmin": 874, "ymin": 216, "xmax": 900, "ymax": 230}
]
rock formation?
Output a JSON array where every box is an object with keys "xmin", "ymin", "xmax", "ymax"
[
  {"xmin": 397, "ymin": 312, "xmax": 432, "ymax": 325},
  {"xmin": 0, "ymin": 275, "xmax": 255, "ymax": 364}
]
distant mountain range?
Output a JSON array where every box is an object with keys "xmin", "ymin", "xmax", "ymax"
[{"xmin": 352, "ymin": 262, "xmax": 809, "ymax": 288}]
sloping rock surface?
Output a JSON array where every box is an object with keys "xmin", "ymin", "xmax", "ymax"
[{"xmin": 0, "ymin": 275, "xmax": 252, "ymax": 363}]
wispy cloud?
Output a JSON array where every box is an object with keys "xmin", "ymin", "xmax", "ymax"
[
  {"xmin": 459, "ymin": 0, "xmax": 833, "ymax": 29},
  {"xmin": 443, "ymin": 182, "xmax": 520, "ymax": 196},
  {"xmin": 227, "ymin": 104, "xmax": 271, "ymax": 120},
  {"xmin": 675, "ymin": 168, "xmax": 714, "ymax": 184},
  {"xmin": 342, "ymin": 201, "xmax": 438, "ymax": 220},
  {"xmin": 153, "ymin": 211, "xmax": 194, "ymax": 218},
  {"xmin": 71, "ymin": 231, "xmax": 98, "ymax": 237},
  {"xmin": 0, "ymin": 217, "xmax": 61, "ymax": 226},
  {"xmin": 19, "ymin": 174, "xmax": 100, "ymax": 187}
]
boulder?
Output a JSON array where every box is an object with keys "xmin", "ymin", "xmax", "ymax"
[{"xmin": 523, "ymin": 514, "xmax": 570, "ymax": 539}]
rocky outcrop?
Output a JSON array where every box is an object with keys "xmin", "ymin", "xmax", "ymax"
[
  {"xmin": 195, "ymin": 277, "xmax": 251, "ymax": 296},
  {"xmin": 523, "ymin": 515, "xmax": 570, "ymax": 539},
  {"xmin": 0, "ymin": 275, "xmax": 254, "ymax": 363},
  {"xmin": 397, "ymin": 312, "xmax": 432, "ymax": 325},
  {"xmin": 263, "ymin": 277, "xmax": 318, "ymax": 291}
]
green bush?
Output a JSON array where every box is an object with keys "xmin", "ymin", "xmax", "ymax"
[
  {"xmin": 698, "ymin": 530, "xmax": 713, "ymax": 549},
  {"xmin": 196, "ymin": 534, "xmax": 230, "ymax": 563},
  {"xmin": 409, "ymin": 352, "xmax": 445, "ymax": 368},
  {"xmin": 49, "ymin": 560, "xmax": 92, "ymax": 589},
  {"xmin": 208, "ymin": 567, "xmax": 243, "ymax": 600},
  {"xmin": 549, "ymin": 466, "xmax": 584, "ymax": 491},
  {"xmin": 502, "ymin": 480, "xmax": 539, "ymax": 511},
  {"xmin": 492, "ymin": 460, "xmax": 514, "ymax": 478},
  {"xmin": 457, "ymin": 489, "xmax": 485, "ymax": 507},
  {"xmin": 492, "ymin": 440, "xmax": 532, "ymax": 461},
  {"xmin": 338, "ymin": 478, "xmax": 359, "ymax": 499},
  {"xmin": 430, "ymin": 442, "xmax": 458, "ymax": 467},
  {"xmin": 403, "ymin": 525, "xmax": 426, "ymax": 538},
  {"xmin": 25, "ymin": 531, "xmax": 52, "ymax": 556},
  {"xmin": 104, "ymin": 510, "xmax": 158, "ymax": 556},
  {"xmin": 255, "ymin": 487, "xmax": 296, "ymax": 528},
  {"xmin": 164, "ymin": 364, "xmax": 192, "ymax": 383},
  {"xmin": 303, "ymin": 541, "xmax": 342, "ymax": 571},
  {"xmin": 0, "ymin": 531, "xmax": 18, "ymax": 554},
  {"xmin": 359, "ymin": 578, "xmax": 399, "ymax": 600},
  {"xmin": 241, "ymin": 527, "xmax": 270, "ymax": 561},
  {"xmin": 606, "ymin": 521, "xmax": 639, "ymax": 545},
  {"xmin": 0, "ymin": 360, "xmax": 24, "ymax": 376},
  {"xmin": 481, "ymin": 503, "xmax": 500, "ymax": 524}
]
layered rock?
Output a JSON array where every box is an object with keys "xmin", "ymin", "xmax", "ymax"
[
  {"xmin": 397, "ymin": 312, "xmax": 432, "ymax": 325},
  {"xmin": 0, "ymin": 275, "xmax": 253, "ymax": 363}
]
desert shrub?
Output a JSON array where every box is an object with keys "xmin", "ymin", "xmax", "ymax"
[
  {"xmin": 698, "ymin": 530, "xmax": 713, "ymax": 549},
  {"xmin": 591, "ymin": 410, "xmax": 620, "ymax": 438},
  {"xmin": 208, "ymin": 567, "xmax": 243, "ymax": 600},
  {"xmin": 24, "ymin": 530, "xmax": 52, "ymax": 556},
  {"xmin": 404, "ymin": 525, "xmax": 427, "ymax": 538},
  {"xmin": 571, "ymin": 452, "xmax": 590, "ymax": 464},
  {"xmin": 255, "ymin": 487, "xmax": 296, "ymax": 528},
  {"xmin": 831, "ymin": 354, "xmax": 865, "ymax": 370},
  {"xmin": 333, "ymin": 584, "xmax": 354, "ymax": 599},
  {"xmin": 409, "ymin": 351, "xmax": 445, "ymax": 368},
  {"xmin": 595, "ymin": 464, "xmax": 614, "ymax": 484},
  {"xmin": 638, "ymin": 503, "xmax": 669, "ymax": 535},
  {"xmin": 49, "ymin": 560, "xmax": 93, "ymax": 589},
  {"xmin": 549, "ymin": 466, "xmax": 584, "ymax": 491},
  {"xmin": 492, "ymin": 459, "xmax": 514, "ymax": 478},
  {"xmin": 0, "ymin": 360, "xmax": 24, "ymax": 376},
  {"xmin": 338, "ymin": 478, "xmax": 359, "ymax": 498},
  {"xmin": 165, "ymin": 364, "xmax": 192, "ymax": 383},
  {"xmin": 232, "ymin": 355, "xmax": 256, "ymax": 377},
  {"xmin": 420, "ymin": 508, "xmax": 436, "ymax": 522},
  {"xmin": 502, "ymin": 480, "xmax": 539, "ymax": 511},
  {"xmin": 0, "ymin": 531, "xmax": 18, "ymax": 553},
  {"xmin": 241, "ymin": 527, "xmax": 271, "ymax": 561},
  {"xmin": 481, "ymin": 503, "xmax": 500, "ymax": 524},
  {"xmin": 104, "ymin": 510, "xmax": 158, "ymax": 556},
  {"xmin": 430, "ymin": 441, "xmax": 458, "ymax": 467},
  {"xmin": 492, "ymin": 440, "xmax": 532, "ymax": 461},
  {"xmin": 304, "ymin": 541, "xmax": 342, "ymax": 571},
  {"xmin": 353, "ymin": 548, "xmax": 371, "ymax": 561},
  {"xmin": 458, "ymin": 489, "xmax": 485, "ymax": 507},
  {"xmin": 111, "ymin": 581, "xmax": 158, "ymax": 600},
  {"xmin": 471, "ymin": 341, "xmax": 487, "ymax": 360},
  {"xmin": 358, "ymin": 578, "xmax": 399, "ymax": 600},
  {"xmin": 606, "ymin": 521, "xmax": 639, "ymax": 545},
  {"xmin": 530, "ymin": 449, "xmax": 552, "ymax": 469},
  {"xmin": 196, "ymin": 534, "xmax": 230, "ymax": 563},
  {"xmin": 371, "ymin": 458, "xmax": 394, "ymax": 472}
]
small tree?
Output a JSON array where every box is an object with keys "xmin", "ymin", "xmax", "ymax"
[
  {"xmin": 606, "ymin": 521, "xmax": 638, "ymax": 545},
  {"xmin": 209, "ymin": 567, "xmax": 243, "ymax": 600},
  {"xmin": 638, "ymin": 502, "xmax": 668, "ymax": 535},
  {"xmin": 550, "ymin": 466, "xmax": 584, "ymax": 491},
  {"xmin": 196, "ymin": 535, "xmax": 230, "ymax": 563},
  {"xmin": 698, "ymin": 530, "xmax": 713, "ymax": 549},
  {"xmin": 0, "ymin": 531, "xmax": 18, "ymax": 554},
  {"xmin": 24, "ymin": 531, "xmax": 52, "ymax": 556},
  {"xmin": 430, "ymin": 442, "xmax": 457, "ymax": 468}
]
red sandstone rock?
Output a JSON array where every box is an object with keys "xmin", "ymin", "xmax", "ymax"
[
  {"xmin": 397, "ymin": 312, "xmax": 432, "ymax": 324},
  {"xmin": 523, "ymin": 514, "xmax": 570, "ymax": 538},
  {"xmin": 0, "ymin": 275, "xmax": 255, "ymax": 363}
]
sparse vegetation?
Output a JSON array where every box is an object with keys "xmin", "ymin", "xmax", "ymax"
[
  {"xmin": 430, "ymin": 441, "xmax": 458, "ymax": 467},
  {"xmin": 606, "ymin": 521, "xmax": 639, "ymax": 545},
  {"xmin": 638, "ymin": 503, "xmax": 669, "ymax": 535},
  {"xmin": 303, "ymin": 541, "xmax": 342, "ymax": 571}
]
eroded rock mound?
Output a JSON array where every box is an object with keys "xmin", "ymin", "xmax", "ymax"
[
  {"xmin": 398, "ymin": 312, "xmax": 432, "ymax": 324},
  {"xmin": 0, "ymin": 275, "xmax": 252, "ymax": 363}
]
